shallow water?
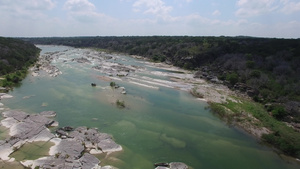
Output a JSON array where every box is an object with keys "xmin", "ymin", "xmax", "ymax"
[
  {"xmin": 10, "ymin": 141, "xmax": 55, "ymax": 161},
  {"xmin": 1, "ymin": 45, "xmax": 300, "ymax": 169}
]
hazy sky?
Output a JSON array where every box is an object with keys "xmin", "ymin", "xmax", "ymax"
[{"xmin": 1, "ymin": 0, "xmax": 300, "ymax": 38}]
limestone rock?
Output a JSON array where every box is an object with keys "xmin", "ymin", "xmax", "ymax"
[
  {"xmin": 0, "ymin": 110, "xmax": 57, "ymax": 161},
  {"xmin": 69, "ymin": 127, "xmax": 122, "ymax": 154},
  {"xmin": 97, "ymin": 139, "xmax": 122, "ymax": 153},
  {"xmin": 79, "ymin": 153, "xmax": 100, "ymax": 169},
  {"xmin": 2, "ymin": 110, "xmax": 28, "ymax": 121},
  {"xmin": 53, "ymin": 139, "xmax": 84, "ymax": 160},
  {"xmin": 155, "ymin": 162, "xmax": 189, "ymax": 169},
  {"xmin": 169, "ymin": 162, "xmax": 189, "ymax": 169},
  {"xmin": 39, "ymin": 111, "xmax": 57, "ymax": 117},
  {"xmin": 1, "ymin": 110, "xmax": 122, "ymax": 168},
  {"xmin": 0, "ymin": 93, "xmax": 13, "ymax": 99}
]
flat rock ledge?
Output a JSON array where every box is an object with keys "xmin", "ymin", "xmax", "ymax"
[
  {"xmin": 0, "ymin": 110, "xmax": 122, "ymax": 169},
  {"xmin": 0, "ymin": 93, "xmax": 13, "ymax": 99},
  {"xmin": 155, "ymin": 162, "xmax": 189, "ymax": 169}
]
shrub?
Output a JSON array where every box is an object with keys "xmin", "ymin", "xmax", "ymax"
[
  {"xmin": 152, "ymin": 55, "xmax": 166, "ymax": 62},
  {"xmin": 246, "ymin": 60, "xmax": 255, "ymax": 69},
  {"xmin": 226, "ymin": 72, "xmax": 239, "ymax": 85},
  {"xmin": 183, "ymin": 62, "xmax": 193, "ymax": 70},
  {"xmin": 110, "ymin": 82, "xmax": 116, "ymax": 87},
  {"xmin": 250, "ymin": 70, "xmax": 261, "ymax": 78},
  {"xmin": 116, "ymin": 100, "xmax": 125, "ymax": 108},
  {"xmin": 209, "ymin": 103, "xmax": 226, "ymax": 117},
  {"xmin": 262, "ymin": 133, "xmax": 298, "ymax": 156},
  {"xmin": 55, "ymin": 153, "xmax": 61, "ymax": 158},
  {"xmin": 271, "ymin": 105, "xmax": 287, "ymax": 120}
]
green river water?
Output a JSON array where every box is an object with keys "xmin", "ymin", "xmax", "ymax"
[{"xmin": 1, "ymin": 45, "xmax": 300, "ymax": 169}]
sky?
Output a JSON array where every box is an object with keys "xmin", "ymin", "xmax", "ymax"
[{"xmin": 0, "ymin": 0, "xmax": 300, "ymax": 38}]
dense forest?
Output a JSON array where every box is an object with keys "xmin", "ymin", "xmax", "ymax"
[
  {"xmin": 0, "ymin": 37, "xmax": 40, "ymax": 86},
  {"xmin": 23, "ymin": 36, "xmax": 300, "ymax": 121}
]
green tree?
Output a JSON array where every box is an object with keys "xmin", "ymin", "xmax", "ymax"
[
  {"xmin": 272, "ymin": 106, "xmax": 287, "ymax": 120},
  {"xmin": 226, "ymin": 72, "xmax": 239, "ymax": 85},
  {"xmin": 110, "ymin": 82, "xmax": 116, "ymax": 87}
]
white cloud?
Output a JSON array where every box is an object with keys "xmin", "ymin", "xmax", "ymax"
[
  {"xmin": 64, "ymin": 0, "xmax": 95, "ymax": 12},
  {"xmin": 25, "ymin": 0, "xmax": 55, "ymax": 10},
  {"xmin": 236, "ymin": 0, "xmax": 300, "ymax": 17},
  {"xmin": 133, "ymin": 0, "xmax": 173, "ymax": 17},
  {"xmin": 212, "ymin": 10, "xmax": 221, "ymax": 16},
  {"xmin": 235, "ymin": 0, "xmax": 278, "ymax": 17},
  {"xmin": 0, "ymin": 0, "xmax": 55, "ymax": 21},
  {"xmin": 281, "ymin": 1, "xmax": 300, "ymax": 14},
  {"xmin": 64, "ymin": 0, "xmax": 115, "ymax": 24},
  {"xmin": 0, "ymin": 0, "xmax": 55, "ymax": 11}
]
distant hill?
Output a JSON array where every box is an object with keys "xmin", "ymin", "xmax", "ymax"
[{"xmin": 0, "ymin": 37, "xmax": 40, "ymax": 76}]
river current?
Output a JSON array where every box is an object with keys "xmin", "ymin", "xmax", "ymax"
[{"xmin": 1, "ymin": 45, "xmax": 299, "ymax": 169}]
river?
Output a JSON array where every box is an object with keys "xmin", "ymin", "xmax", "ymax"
[{"xmin": 1, "ymin": 45, "xmax": 299, "ymax": 169}]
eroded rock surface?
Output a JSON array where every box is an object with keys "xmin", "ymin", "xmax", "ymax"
[
  {"xmin": 0, "ymin": 110, "xmax": 56, "ymax": 161},
  {"xmin": 155, "ymin": 162, "xmax": 189, "ymax": 169},
  {"xmin": 0, "ymin": 110, "xmax": 123, "ymax": 169}
]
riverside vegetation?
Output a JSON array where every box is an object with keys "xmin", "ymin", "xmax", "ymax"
[
  {"xmin": 0, "ymin": 37, "xmax": 40, "ymax": 87},
  {"xmin": 7, "ymin": 36, "xmax": 300, "ymax": 158}
]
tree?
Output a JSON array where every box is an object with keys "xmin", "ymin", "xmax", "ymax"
[
  {"xmin": 110, "ymin": 82, "xmax": 116, "ymax": 87},
  {"xmin": 226, "ymin": 72, "xmax": 239, "ymax": 85}
]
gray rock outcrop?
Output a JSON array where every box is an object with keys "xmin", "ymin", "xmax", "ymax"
[
  {"xmin": 155, "ymin": 162, "xmax": 189, "ymax": 169},
  {"xmin": 0, "ymin": 110, "xmax": 123, "ymax": 169},
  {"xmin": 0, "ymin": 110, "xmax": 56, "ymax": 161}
]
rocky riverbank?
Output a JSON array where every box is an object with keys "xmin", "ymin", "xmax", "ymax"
[{"xmin": 30, "ymin": 51, "xmax": 63, "ymax": 77}]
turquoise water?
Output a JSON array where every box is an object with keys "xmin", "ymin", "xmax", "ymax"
[{"xmin": 2, "ymin": 45, "xmax": 300, "ymax": 169}]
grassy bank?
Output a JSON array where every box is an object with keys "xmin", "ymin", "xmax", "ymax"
[
  {"xmin": 209, "ymin": 99, "xmax": 300, "ymax": 158},
  {"xmin": 0, "ymin": 69, "xmax": 29, "ymax": 88}
]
